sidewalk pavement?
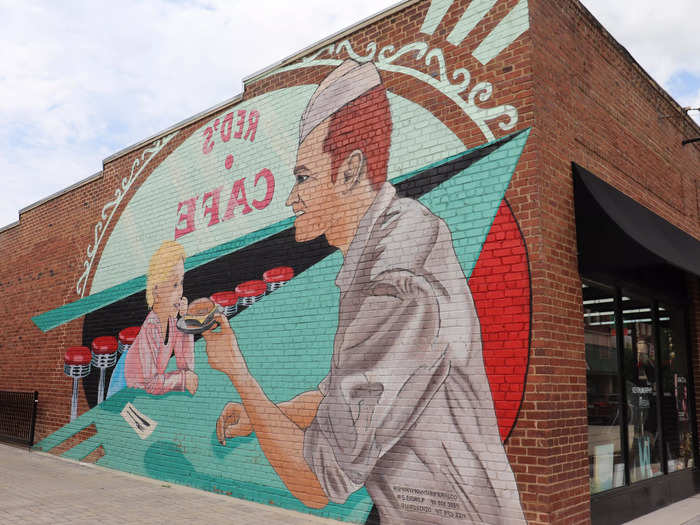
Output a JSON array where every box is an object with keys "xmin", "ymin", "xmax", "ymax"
[
  {"xmin": 4, "ymin": 441, "xmax": 700, "ymax": 525},
  {"xmin": 0, "ymin": 442, "xmax": 347, "ymax": 525},
  {"xmin": 623, "ymin": 494, "xmax": 700, "ymax": 525}
]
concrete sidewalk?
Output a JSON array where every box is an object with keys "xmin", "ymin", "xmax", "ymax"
[
  {"xmin": 3, "ymin": 441, "xmax": 700, "ymax": 525},
  {"xmin": 0, "ymin": 443, "xmax": 346, "ymax": 525},
  {"xmin": 623, "ymin": 493, "xmax": 700, "ymax": 525}
]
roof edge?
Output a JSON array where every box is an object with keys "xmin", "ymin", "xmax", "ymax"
[
  {"xmin": 3, "ymin": 2, "xmax": 421, "ymax": 233},
  {"xmin": 242, "ymin": 0, "xmax": 421, "ymax": 85},
  {"xmin": 103, "ymin": 93, "xmax": 243, "ymax": 164},
  {"xmin": 0, "ymin": 220, "xmax": 20, "ymax": 235},
  {"xmin": 19, "ymin": 171, "xmax": 105, "ymax": 217},
  {"xmin": 573, "ymin": 0, "xmax": 700, "ymax": 139},
  {"xmin": 107, "ymin": 0, "xmax": 419, "ymax": 165}
]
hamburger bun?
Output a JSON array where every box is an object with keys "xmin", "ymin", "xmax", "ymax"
[{"xmin": 184, "ymin": 298, "xmax": 216, "ymax": 326}]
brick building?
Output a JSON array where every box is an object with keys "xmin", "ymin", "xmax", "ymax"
[{"xmin": 1, "ymin": 0, "xmax": 698, "ymax": 523}]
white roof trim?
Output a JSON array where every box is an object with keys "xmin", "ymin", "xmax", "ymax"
[
  {"xmin": 103, "ymin": 93, "xmax": 243, "ymax": 164},
  {"xmin": 0, "ymin": 220, "xmax": 20, "ymax": 234},
  {"xmin": 19, "ymin": 171, "xmax": 104, "ymax": 216},
  {"xmin": 242, "ymin": 0, "xmax": 420, "ymax": 85}
]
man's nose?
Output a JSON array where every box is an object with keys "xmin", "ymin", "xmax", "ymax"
[{"xmin": 285, "ymin": 185, "xmax": 299, "ymax": 207}]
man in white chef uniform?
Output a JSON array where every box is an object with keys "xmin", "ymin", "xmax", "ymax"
[{"xmin": 203, "ymin": 60, "xmax": 526, "ymax": 524}]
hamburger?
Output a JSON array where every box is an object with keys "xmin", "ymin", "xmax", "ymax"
[{"xmin": 183, "ymin": 298, "xmax": 217, "ymax": 328}]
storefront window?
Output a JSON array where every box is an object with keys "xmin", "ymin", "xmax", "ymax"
[
  {"xmin": 622, "ymin": 295, "xmax": 663, "ymax": 483},
  {"xmin": 584, "ymin": 281, "xmax": 696, "ymax": 495},
  {"xmin": 659, "ymin": 304, "xmax": 693, "ymax": 472},
  {"xmin": 585, "ymin": 284, "xmax": 623, "ymax": 493}
]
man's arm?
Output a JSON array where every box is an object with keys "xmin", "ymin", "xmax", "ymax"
[
  {"xmin": 216, "ymin": 390, "xmax": 322, "ymax": 443},
  {"xmin": 280, "ymin": 390, "xmax": 323, "ymax": 429},
  {"xmin": 203, "ymin": 315, "xmax": 328, "ymax": 509},
  {"xmin": 302, "ymin": 268, "xmax": 446, "ymax": 504}
]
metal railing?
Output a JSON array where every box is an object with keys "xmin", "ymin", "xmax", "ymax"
[{"xmin": 0, "ymin": 391, "xmax": 38, "ymax": 447}]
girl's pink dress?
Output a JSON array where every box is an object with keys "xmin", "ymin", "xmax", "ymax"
[{"xmin": 124, "ymin": 311, "xmax": 194, "ymax": 395}]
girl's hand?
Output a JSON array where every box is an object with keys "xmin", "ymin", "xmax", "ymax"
[
  {"xmin": 178, "ymin": 296, "xmax": 189, "ymax": 317},
  {"xmin": 185, "ymin": 370, "xmax": 199, "ymax": 395}
]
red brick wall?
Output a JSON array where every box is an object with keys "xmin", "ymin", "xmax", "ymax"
[
  {"xmin": 525, "ymin": 0, "xmax": 700, "ymax": 523},
  {"xmin": 1, "ymin": 0, "xmax": 698, "ymax": 523}
]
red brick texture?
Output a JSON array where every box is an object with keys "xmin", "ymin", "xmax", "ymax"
[
  {"xmin": 1, "ymin": 1, "xmax": 698, "ymax": 524},
  {"xmin": 525, "ymin": 0, "xmax": 700, "ymax": 523}
]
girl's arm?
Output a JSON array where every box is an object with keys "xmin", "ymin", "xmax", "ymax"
[{"xmin": 140, "ymin": 322, "xmax": 188, "ymax": 394}]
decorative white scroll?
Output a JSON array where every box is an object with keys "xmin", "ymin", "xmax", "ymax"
[
  {"xmin": 263, "ymin": 38, "xmax": 518, "ymax": 142},
  {"xmin": 76, "ymin": 132, "xmax": 177, "ymax": 297}
]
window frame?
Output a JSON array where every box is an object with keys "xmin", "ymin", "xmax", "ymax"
[{"xmin": 583, "ymin": 278, "xmax": 697, "ymax": 493}]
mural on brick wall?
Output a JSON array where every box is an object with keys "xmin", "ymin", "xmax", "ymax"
[{"xmin": 34, "ymin": 1, "xmax": 532, "ymax": 523}]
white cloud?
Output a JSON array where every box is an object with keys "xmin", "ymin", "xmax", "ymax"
[
  {"xmin": 0, "ymin": 0, "xmax": 698, "ymax": 228},
  {"xmin": 0, "ymin": 0, "xmax": 397, "ymax": 227},
  {"xmin": 581, "ymin": 0, "xmax": 700, "ymax": 114}
]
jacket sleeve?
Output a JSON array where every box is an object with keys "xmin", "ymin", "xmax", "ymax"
[
  {"xmin": 139, "ymin": 322, "xmax": 187, "ymax": 395},
  {"xmin": 173, "ymin": 327, "xmax": 195, "ymax": 373},
  {"xmin": 302, "ymin": 269, "xmax": 450, "ymax": 503}
]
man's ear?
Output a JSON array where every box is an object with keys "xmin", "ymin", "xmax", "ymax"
[{"xmin": 340, "ymin": 149, "xmax": 366, "ymax": 191}]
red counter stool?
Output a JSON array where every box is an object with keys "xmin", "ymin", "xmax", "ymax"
[
  {"xmin": 118, "ymin": 326, "xmax": 140, "ymax": 354},
  {"xmin": 64, "ymin": 346, "xmax": 92, "ymax": 422},
  {"xmin": 235, "ymin": 280, "xmax": 267, "ymax": 307},
  {"xmin": 263, "ymin": 266, "xmax": 294, "ymax": 293},
  {"xmin": 91, "ymin": 336, "xmax": 118, "ymax": 405},
  {"xmin": 211, "ymin": 291, "xmax": 238, "ymax": 318}
]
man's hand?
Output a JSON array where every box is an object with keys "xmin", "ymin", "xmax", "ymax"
[
  {"xmin": 203, "ymin": 313, "xmax": 328, "ymax": 508},
  {"xmin": 216, "ymin": 402, "xmax": 253, "ymax": 445},
  {"xmin": 185, "ymin": 370, "xmax": 199, "ymax": 395},
  {"xmin": 201, "ymin": 313, "xmax": 243, "ymax": 376}
]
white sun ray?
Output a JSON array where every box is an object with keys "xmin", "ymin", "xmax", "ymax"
[
  {"xmin": 472, "ymin": 0, "xmax": 529, "ymax": 65},
  {"xmin": 447, "ymin": 0, "xmax": 498, "ymax": 46},
  {"xmin": 420, "ymin": 0, "xmax": 455, "ymax": 35}
]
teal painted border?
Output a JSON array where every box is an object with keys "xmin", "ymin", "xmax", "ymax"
[
  {"xmin": 31, "ymin": 129, "xmax": 529, "ymax": 333},
  {"xmin": 390, "ymin": 128, "xmax": 526, "ymax": 186},
  {"xmin": 32, "ymin": 218, "xmax": 294, "ymax": 332}
]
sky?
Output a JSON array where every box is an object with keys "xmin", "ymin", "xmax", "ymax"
[{"xmin": 1, "ymin": 0, "xmax": 698, "ymax": 229}]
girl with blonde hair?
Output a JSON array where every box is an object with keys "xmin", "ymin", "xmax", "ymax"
[{"xmin": 110, "ymin": 240, "xmax": 198, "ymax": 397}]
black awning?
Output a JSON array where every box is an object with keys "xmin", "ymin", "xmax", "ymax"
[{"xmin": 573, "ymin": 163, "xmax": 700, "ymax": 278}]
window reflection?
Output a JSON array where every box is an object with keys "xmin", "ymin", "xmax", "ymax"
[
  {"xmin": 659, "ymin": 304, "xmax": 693, "ymax": 472},
  {"xmin": 583, "ymin": 281, "xmax": 695, "ymax": 494},
  {"xmin": 622, "ymin": 295, "xmax": 663, "ymax": 483},
  {"xmin": 585, "ymin": 284, "xmax": 623, "ymax": 493}
]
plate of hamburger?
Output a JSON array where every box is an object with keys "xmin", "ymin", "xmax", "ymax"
[{"xmin": 176, "ymin": 298, "xmax": 222, "ymax": 335}]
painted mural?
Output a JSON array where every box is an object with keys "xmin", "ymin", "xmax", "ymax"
[{"xmin": 35, "ymin": 1, "xmax": 532, "ymax": 523}]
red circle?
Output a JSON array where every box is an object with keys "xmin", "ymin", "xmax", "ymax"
[
  {"xmin": 225, "ymin": 154, "xmax": 234, "ymax": 170},
  {"xmin": 65, "ymin": 346, "xmax": 92, "ymax": 365},
  {"xmin": 91, "ymin": 336, "xmax": 118, "ymax": 355},
  {"xmin": 263, "ymin": 266, "xmax": 294, "ymax": 283},
  {"xmin": 469, "ymin": 201, "xmax": 530, "ymax": 442},
  {"xmin": 118, "ymin": 327, "xmax": 140, "ymax": 344},
  {"xmin": 235, "ymin": 280, "xmax": 267, "ymax": 297},
  {"xmin": 211, "ymin": 291, "xmax": 239, "ymax": 306}
]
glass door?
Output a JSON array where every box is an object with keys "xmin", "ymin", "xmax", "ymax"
[
  {"xmin": 584, "ymin": 283, "xmax": 624, "ymax": 493},
  {"xmin": 583, "ymin": 281, "xmax": 696, "ymax": 494},
  {"xmin": 621, "ymin": 294, "xmax": 663, "ymax": 482},
  {"xmin": 658, "ymin": 303, "xmax": 694, "ymax": 473}
]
